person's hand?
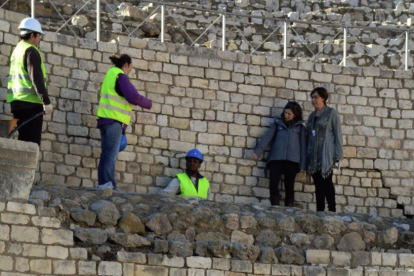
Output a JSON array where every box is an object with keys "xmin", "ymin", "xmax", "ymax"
[
  {"xmin": 44, "ymin": 104, "xmax": 53, "ymax": 115},
  {"xmin": 251, "ymin": 152, "xmax": 259, "ymax": 160}
]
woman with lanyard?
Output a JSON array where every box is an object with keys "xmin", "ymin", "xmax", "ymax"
[
  {"xmin": 96, "ymin": 54, "xmax": 152, "ymax": 191},
  {"xmin": 307, "ymin": 87, "xmax": 343, "ymax": 212}
]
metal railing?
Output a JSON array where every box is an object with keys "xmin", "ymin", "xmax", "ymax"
[{"xmin": 1, "ymin": 0, "xmax": 412, "ymax": 70}]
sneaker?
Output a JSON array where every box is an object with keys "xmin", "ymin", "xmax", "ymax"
[{"xmin": 96, "ymin": 182, "xmax": 114, "ymax": 191}]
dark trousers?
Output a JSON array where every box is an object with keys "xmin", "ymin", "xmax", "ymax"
[
  {"xmin": 312, "ymin": 171, "xmax": 336, "ymax": 212},
  {"xmin": 268, "ymin": 160, "xmax": 299, "ymax": 205},
  {"xmin": 12, "ymin": 105, "xmax": 44, "ymax": 146},
  {"xmin": 98, "ymin": 122, "xmax": 122, "ymax": 189}
]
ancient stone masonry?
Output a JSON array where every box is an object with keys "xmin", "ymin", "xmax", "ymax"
[
  {"xmin": 0, "ymin": 185, "xmax": 413, "ymax": 275},
  {"xmin": 3, "ymin": 0, "xmax": 414, "ymax": 69},
  {"xmin": 1, "ymin": 8, "xmax": 414, "ymax": 216},
  {"xmin": 1, "ymin": 138, "xmax": 414, "ymax": 275}
]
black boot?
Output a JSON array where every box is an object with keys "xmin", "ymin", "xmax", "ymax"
[
  {"xmin": 270, "ymin": 195, "xmax": 280, "ymax": 206},
  {"xmin": 285, "ymin": 200, "xmax": 294, "ymax": 207}
]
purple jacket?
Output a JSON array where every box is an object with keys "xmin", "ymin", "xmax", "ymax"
[{"xmin": 97, "ymin": 73, "xmax": 152, "ymax": 130}]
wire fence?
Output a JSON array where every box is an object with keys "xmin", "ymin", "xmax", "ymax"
[{"xmin": 1, "ymin": 0, "xmax": 412, "ymax": 70}]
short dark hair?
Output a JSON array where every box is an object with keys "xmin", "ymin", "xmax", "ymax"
[
  {"xmin": 311, "ymin": 87, "xmax": 329, "ymax": 104},
  {"xmin": 20, "ymin": 31, "xmax": 40, "ymax": 40},
  {"xmin": 109, "ymin": 54, "xmax": 132, "ymax": 69},
  {"xmin": 281, "ymin": 101, "xmax": 303, "ymax": 121}
]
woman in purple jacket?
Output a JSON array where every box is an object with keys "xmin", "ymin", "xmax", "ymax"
[{"xmin": 96, "ymin": 54, "xmax": 152, "ymax": 191}]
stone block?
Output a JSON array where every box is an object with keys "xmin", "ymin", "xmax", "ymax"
[
  {"xmin": 399, "ymin": 254, "xmax": 414, "ymax": 267},
  {"xmin": 135, "ymin": 265, "xmax": 169, "ymax": 276},
  {"xmin": 53, "ymin": 260, "xmax": 76, "ymax": 275},
  {"xmin": 159, "ymin": 255, "xmax": 185, "ymax": 267},
  {"xmin": 1, "ymin": 213, "xmax": 30, "ymax": 224},
  {"xmin": 117, "ymin": 251, "xmax": 146, "ymax": 264},
  {"xmin": 70, "ymin": 248, "xmax": 88, "ymax": 260},
  {"xmin": 382, "ymin": 253, "xmax": 397, "ymax": 266},
  {"xmin": 231, "ymin": 260, "xmax": 252, "ymax": 273},
  {"xmin": 53, "ymin": 43, "xmax": 74, "ymax": 56},
  {"xmin": 327, "ymin": 268, "xmax": 352, "ymax": 275},
  {"xmin": 371, "ymin": 252, "xmax": 381, "ymax": 266},
  {"xmin": 351, "ymin": 252, "xmax": 370, "ymax": 267},
  {"xmin": 180, "ymin": 66, "xmax": 204, "ymax": 77},
  {"xmin": 304, "ymin": 266, "xmax": 325, "ymax": 276},
  {"xmin": 311, "ymin": 72, "xmax": 332, "ymax": 82},
  {"xmin": 11, "ymin": 226, "xmax": 39, "ymax": 243},
  {"xmin": 15, "ymin": 257, "xmax": 29, "ymax": 272},
  {"xmin": 79, "ymin": 261, "xmax": 97, "ymax": 275},
  {"xmin": 254, "ymin": 263, "xmax": 272, "ymax": 274},
  {"xmin": 47, "ymin": 246, "xmax": 69, "ymax": 259},
  {"xmin": 41, "ymin": 229, "xmax": 74, "ymax": 246},
  {"xmin": 170, "ymin": 268, "xmax": 188, "ymax": 276},
  {"xmin": 188, "ymin": 268, "xmax": 204, "ymax": 276},
  {"xmin": 272, "ymin": 264, "xmax": 291, "ymax": 275},
  {"xmin": 238, "ymin": 84, "xmax": 261, "ymax": 95},
  {"xmin": 187, "ymin": 256, "xmax": 212, "ymax": 269},
  {"xmin": 23, "ymin": 244, "xmax": 46, "ymax": 257},
  {"xmin": 199, "ymin": 133, "xmax": 224, "ymax": 145},
  {"xmin": 306, "ymin": 249, "xmax": 330, "ymax": 264},
  {"xmin": 30, "ymin": 259, "xmax": 52, "ymax": 274},
  {"xmin": 97, "ymin": 261, "xmax": 122, "ymax": 275},
  {"xmin": 32, "ymin": 216, "xmax": 61, "ymax": 228},
  {"xmin": 0, "ymin": 255, "xmax": 13, "ymax": 271},
  {"xmin": 206, "ymin": 270, "xmax": 225, "ymax": 276},
  {"xmin": 0, "ymin": 138, "xmax": 39, "ymax": 200},
  {"xmin": 332, "ymin": 251, "xmax": 351, "ymax": 267},
  {"xmin": 213, "ymin": 258, "xmax": 230, "ymax": 270}
]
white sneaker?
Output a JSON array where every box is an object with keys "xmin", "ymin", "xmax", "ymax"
[{"xmin": 96, "ymin": 182, "xmax": 113, "ymax": 191}]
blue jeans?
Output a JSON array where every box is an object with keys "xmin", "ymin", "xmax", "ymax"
[{"xmin": 98, "ymin": 122, "xmax": 122, "ymax": 189}]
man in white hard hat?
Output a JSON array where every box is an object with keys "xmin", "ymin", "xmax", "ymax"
[{"xmin": 7, "ymin": 17, "xmax": 53, "ymax": 146}]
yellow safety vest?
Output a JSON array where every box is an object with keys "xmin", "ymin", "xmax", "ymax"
[
  {"xmin": 97, "ymin": 67, "xmax": 132, "ymax": 125},
  {"xmin": 7, "ymin": 41, "xmax": 47, "ymax": 104},
  {"xmin": 177, "ymin": 173, "xmax": 209, "ymax": 199}
]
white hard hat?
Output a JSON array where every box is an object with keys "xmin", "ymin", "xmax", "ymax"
[{"xmin": 18, "ymin": 18, "xmax": 44, "ymax": 35}]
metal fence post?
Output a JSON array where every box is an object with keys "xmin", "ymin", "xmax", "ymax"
[
  {"xmin": 283, "ymin": 21, "xmax": 287, "ymax": 59},
  {"xmin": 96, "ymin": 0, "xmax": 100, "ymax": 42},
  {"xmin": 161, "ymin": 4, "xmax": 165, "ymax": 43},
  {"xmin": 222, "ymin": 14, "xmax": 226, "ymax": 51},
  {"xmin": 405, "ymin": 30, "xmax": 409, "ymax": 71},
  {"xmin": 343, "ymin": 27, "xmax": 347, "ymax": 67},
  {"xmin": 31, "ymin": 0, "xmax": 35, "ymax": 18}
]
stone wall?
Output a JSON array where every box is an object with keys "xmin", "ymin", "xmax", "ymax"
[
  {"xmin": 0, "ymin": 138, "xmax": 39, "ymax": 201},
  {"xmin": 3, "ymin": 0, "xmax": 414, "ymax": 69},
  {"xmin": 2, "ymin": 185, "xmax": 414, "ymax": 275},
  {"xmin": 0, "ymin": 119, "xmax": 414, "ymax": 276},
  {"xmin": 1, "ymin": 8, "xmax": 414, "ymax": 216}
]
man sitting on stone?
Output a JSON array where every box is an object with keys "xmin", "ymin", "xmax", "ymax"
[{"xmin": 160, "ymin": 149, "xmax": 210, "ymax": 200}]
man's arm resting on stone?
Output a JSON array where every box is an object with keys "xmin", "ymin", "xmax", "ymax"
[{"xmin": 159, "ymin": 178, "xmax": 180, "ymax": 196}]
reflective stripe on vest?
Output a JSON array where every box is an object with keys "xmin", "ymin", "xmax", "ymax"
[
  {"xmin": 97, "ymin": 67, "xmax": 132, "ymax": 125},
  {"xmin": 7, "ymin": 41, "xmax": 47, "ymax": 104},
  {"xmin": 177, "ymin": 173, "xmax": 209, "ymax": 199}
]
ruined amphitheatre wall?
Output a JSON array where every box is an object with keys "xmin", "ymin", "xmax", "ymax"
[
  {"xmin": 5, "ymin": 0, "xmax": 414, "ymax": 69},
  {"xmin": 1, "ymin": 8, "xmax": 414, "ymax": 217}
]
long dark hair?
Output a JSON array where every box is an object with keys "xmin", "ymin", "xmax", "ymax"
[
  {"xmin": 281, "ymin": 101, "xmax": 303, "ymax": 121},
  {"xmin": 109, "ymin": 54, "xmax": 132, "ymax": 69}
]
